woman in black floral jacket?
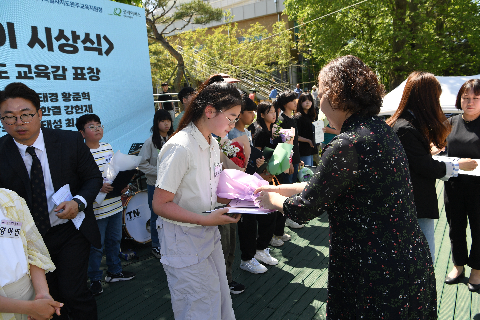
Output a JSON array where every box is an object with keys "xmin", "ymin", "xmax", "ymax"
[{"xmin": 256, "ymin": 56, "xmax": 437, "ymax": 319}]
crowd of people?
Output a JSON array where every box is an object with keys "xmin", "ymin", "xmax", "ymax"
[{"xmin": 0, "ymin": 54, "xmax": 479, "ymax": 319}]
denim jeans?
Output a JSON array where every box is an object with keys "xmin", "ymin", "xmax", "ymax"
[
  {"xmin": 148, "ymin": 184, "xmax": 160, "ymax": 248},
  {"xmin": 88, "ymin": 211, "xmax": 123, "ymax": 281},
  {"xmin": 417, "ymin": 218, "xmax": 435, "ymax": 264},
  {"xmin": 300, "ymin": 155, "xmax": 313, "ymax": 167}
]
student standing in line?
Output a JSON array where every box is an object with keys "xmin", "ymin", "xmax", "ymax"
[
  {"xmin": 274, "ymin": 91, "xmax": 304, "ymax": 230},
  {"xmin": 138, "ymin": 109, "xmax": 174, "ymax": 259},
  {"xmin": 152, "ymin": 75, "xmax": 242, "ymax": 320},
  {"xmin": 232, "ymin": 101, "xmax": 279, "ymax": 275},
  {"xmin": 297, "ymin": 93, "xmax": 317, "ymax": 167},
  {"xmin": 252, "ymin": 102, "xmax": 293, "ymax": 248},
  {"xmin": 76, "ymin": 114, "xmax": 136, "ymax": 296}
]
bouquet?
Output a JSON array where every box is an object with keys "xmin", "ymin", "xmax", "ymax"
[
  {"xmin": 96, "ymin": 151, "xmax": 141, "ymax": 204},
  {"xmin": 217, "ymin": 138, "xmax": 246, "ymax": 168},
  {"xmin": 272, "ymin": 121, "xmax": 295, "ymax": 144}
]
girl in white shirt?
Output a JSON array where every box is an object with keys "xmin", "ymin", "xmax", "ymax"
[{"xmin": 153, "ymin": 75, "xmax": 242, "ymax": 320}]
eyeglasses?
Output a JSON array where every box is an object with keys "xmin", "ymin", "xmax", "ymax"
[
  {"xmin": 85, "ymin": 125, "xmax": 104, "ymax": 131},
  {"xmin": 0, "ymin": 112, "xmax": 38, "ymax": 125},
  {"xmin": 218, "ymin": 110, "xmax": 239, "ymax": 126}
]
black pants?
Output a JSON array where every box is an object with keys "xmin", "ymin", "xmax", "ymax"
[
  {"xmin": 444, "ymin": 181, "xmax": 480, "ymax": 270},
  {"xmin": 44, "ymin": 222, "xmax": 98, "ymax": 320},
  {"xmin": 237, "ymin": 212, "xmax": 276, "ymax": 261},
  {"xmin": 218, "ymin": 223, "xmax": 236, "ymax": 283}
]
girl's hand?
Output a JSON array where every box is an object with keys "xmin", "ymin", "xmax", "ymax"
[
  {"xmin": 256, "ymin": 156, "xmax": 265, "ymax": 168},
  {"xmin": 27, "ymin": 298, "xmax": 63, "ymax": 320},
  {"xmin": 204, "ymin": 207, "xmax": 241, "ymax": 226},
  {"xmin": 458, "ymin": 158, "xmax": 478, "ymax": 171},
  {"xmin": 308, "ymin": 139, "xmax": 314, "ymax": 148}
]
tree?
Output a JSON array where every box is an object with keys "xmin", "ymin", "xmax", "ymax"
[
  {"xmin": 112, "ymin": 0, "xmax": 223, "ymax": 90},
  {"xmin": 284, "ymin": 0, "xmax": 480, "ymax": 91},
  {"xmin": 174, "ymin": 16, "xmax": 295, "ymax": 87}
]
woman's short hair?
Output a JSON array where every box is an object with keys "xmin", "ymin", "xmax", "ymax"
[
  {"xmin": 455, "ymin": 79, "xmax": 480, "ymax": 110},
  {"xmin": 318, "ymin": 55, "xmax": 384, "ymax": 116}
]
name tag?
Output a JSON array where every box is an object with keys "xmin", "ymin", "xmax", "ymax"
[
  {"xmin": 0, "ymin": 220, "xmax": 22, "ymax": 238},
  {"xmin": 214, "ymin": 162, "xmax": 223, "ymax": 178}
]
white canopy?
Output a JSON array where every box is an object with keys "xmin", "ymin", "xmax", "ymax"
[{"xmin": 379, "ymin": 75, "xmax": 480, "ymax": 116}]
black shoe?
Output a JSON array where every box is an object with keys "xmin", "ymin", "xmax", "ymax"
[
  {"xmin": 229, "ymin": 281, "xmax": 245, "ymax": 294},
  {"xmin": 90, "ymin": 280, "xmax": 103, "ymax": 296},
  {"xmin": 468, "ymin": 282, "xmax": 480, "ymax": 292},
  {"xmin": 105, "ymin": 271, "xmax": 135, "ymax": 283},
  {"xmin": 445, "ymin": 270, "xmax": 465, "ymax": 284}
]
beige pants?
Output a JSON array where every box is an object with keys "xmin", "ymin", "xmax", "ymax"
[{"xmin": 3, "ymin": 274, "xmax": 35, "ymax": 320}]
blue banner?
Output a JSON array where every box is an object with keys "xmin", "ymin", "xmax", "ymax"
[{"xmin": 0, "ymin": 0, "xmax": 153, "ymax": 153}]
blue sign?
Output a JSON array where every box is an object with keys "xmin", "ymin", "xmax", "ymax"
[{"xmin": 0, "ymin": 0, "xmax": 153, "ymax": 153}]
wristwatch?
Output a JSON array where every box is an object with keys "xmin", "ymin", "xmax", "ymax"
[{"xmin": 72, "ymin": 198, "xmax": 86, "ymax": 212}]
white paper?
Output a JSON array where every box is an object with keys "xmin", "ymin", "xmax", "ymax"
[
  {"xmin": 52, "ymin": 184, "xmax": 85, "ymax": 230},
  {"xmin": 52, "ymin": 184, "xmax": 72, "ymax": 205},
  {"xmin": 229, "ymin": 199, "xmax": 257, "ymax": 207},
  {"xmin": 71, "ymin": 212, "xmax": 85, "ymax": 230},
  {"xmin": 433, "ymin": 156, "xmax": 480, "ymax": 176},
  {"xmin": 313, "ymin": 120, "xmax": 324, "ymax": 144}
]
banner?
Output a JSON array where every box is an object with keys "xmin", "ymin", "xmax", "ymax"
[{"xmin": 0, "ymin": 0, "xmax": 153, "ymax": 153}]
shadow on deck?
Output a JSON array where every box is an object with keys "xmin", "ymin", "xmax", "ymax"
[{"xmin": 96, "ymin": 181, "xmax": 480, "ymax": 319}]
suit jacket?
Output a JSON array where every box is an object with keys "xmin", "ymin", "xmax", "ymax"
[
  {"xmin": 0, "ymin": 128, "xmax": 103, "ymax": 248},
  {"xmin": 392, "ymin": 113, "xmax": 446, "ymax": 219}
]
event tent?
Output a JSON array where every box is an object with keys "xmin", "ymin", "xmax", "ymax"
[{"xmin": 379, "ymin": 74, "xmax": 480, "ymax": 116}]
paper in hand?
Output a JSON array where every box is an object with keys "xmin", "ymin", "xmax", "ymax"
[{"xmin": 52, "ymin": 184, "xmax": 85, "ymax": 230}]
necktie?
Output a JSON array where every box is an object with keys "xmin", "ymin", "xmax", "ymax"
[{"xmin": 26, "ymin": 146, "xmax": 50, "ymax": 235}]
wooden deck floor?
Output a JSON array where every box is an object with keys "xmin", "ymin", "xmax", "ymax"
[{"xmin": 96, "ymin": 181, "xmax": 480, "ymax": 319}]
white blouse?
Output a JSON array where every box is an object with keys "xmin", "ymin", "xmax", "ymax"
[
  {"xmin": 0, "ymin": 206, "xmax": 28, "ymax": 287},
  {"xmin": 156, "ymin": 123, "xmax": 221, "ymax": 227}
]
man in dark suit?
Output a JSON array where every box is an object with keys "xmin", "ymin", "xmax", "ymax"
[{"xmin": 0, "ymin": 82, "xmax": 103, "ymax": 319}]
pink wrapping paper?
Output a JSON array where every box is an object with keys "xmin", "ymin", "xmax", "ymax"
[{"xmin": 216, "ymin": 169, "xmax": 269, "ymax": 201}]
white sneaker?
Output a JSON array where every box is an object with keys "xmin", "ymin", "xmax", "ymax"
[
  {"xmin": 269, "ymin": 236, "xmax": 284, "ymax": 247},
  {"xmin": 240, "ymin": 258, "xmax": 268, "ymax": 274},
  {"xmin": 286, "ymin": 218, "xmax": 304, "ymax": 229},
  {"xmin": 254, "ymin": 248, "xmax": 278, "ymax": 265},
  {"xmin": 280, "ymin": 233, "xmax": 291, "ymax": 242}
]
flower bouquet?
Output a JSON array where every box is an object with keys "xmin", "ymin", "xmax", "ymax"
[
  {"xmin": 217, "ymin": 135, "xmax": 250, "ymax": 171},
  {"xmin": 218, "ymin": 138, "xmax": 246, "ymax": 168}
]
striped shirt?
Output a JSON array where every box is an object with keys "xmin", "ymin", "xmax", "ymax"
[{"xmin": 90, "ymin": 142, "xmax": 123, "ymax": 219}]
